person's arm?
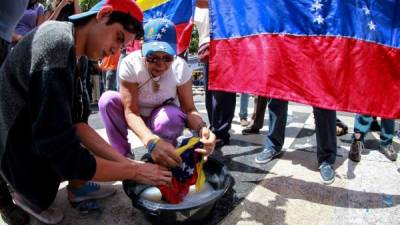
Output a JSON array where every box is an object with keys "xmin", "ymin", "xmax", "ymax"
[
  {"xmin": 36, "ymin": 4, "xmax": 46, "ymax": 26},
  {"xmin": 11, "ymin": 33, "xmax": 23, "ymax": 44},
  {"xmin": 74, "ymin": 122, "xmax": 129, "ymax": 163},
  {"xmin": 92, "ymin": 156, "xmax": 171, "ymax": 186},
  {"xmin": 196, "ymin": 0, "xmax": 208, "ymax": 8},
  {"xmin": 177, "ymin": 80, "xmax": 216, "ymax": 159},
  {"xmin": 73, "ymin": 0, "xmax": 81, "ymax": 14},
  {"xmin": 119, "ymin": 80, "xmax": 181, "ymax": 168},
  {"xmin": 46, "ymin": 0, "xmax": 70, "ymax": 20}
]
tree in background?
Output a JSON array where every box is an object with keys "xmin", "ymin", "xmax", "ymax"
[
  {"xmin": 79, "ymin": 0, "xmax": 99, "ymax": 12},
  {"xmin": 189, "ymin": 26, "xmax": 199, "ymax": 55}
]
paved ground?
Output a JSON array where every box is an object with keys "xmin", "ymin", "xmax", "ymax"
[{"xmin": 2, "ymin": 90, "xmax": 399, "ymax": 225}]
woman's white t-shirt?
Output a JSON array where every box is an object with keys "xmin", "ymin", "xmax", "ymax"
[{"xmin": 119, "ymin": 50, "xmax": 192, "ymax": 117}]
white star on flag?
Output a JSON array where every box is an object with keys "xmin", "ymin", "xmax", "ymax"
[
  {"xmin": 186, "ymin": 167, "xmax": 194, "ymax": 175},
  {"xmin": 313, "ymin": 15, "xmax": 325, "ymax": 24},
  {"xmin": 368, "ymin": 20, "xmax": 376, "ymax": 30},
  {"xmin": 161, "ymin": 27, "xmax": 167, "ymax": 33},
  {"xmin": 156, "ymin": 33, "xmax": 162, "ymax": 39},
  {"xmin": 180, "ymin": 162, "xmax": 187, "ymax": 170},
  {"xmin": 311, "ymin": 1, "xmax": 323, "ymax": 11},
  {"xmin": 362, "ymin": 6, "xmax": 371, "ymax": 15}
]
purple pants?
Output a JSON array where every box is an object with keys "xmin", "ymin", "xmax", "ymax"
[{"xmin": 98, "ymin": 91, "xmax": 186, "ymax": 156}]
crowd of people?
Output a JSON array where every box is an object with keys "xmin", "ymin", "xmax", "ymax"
[{"xmin": 0, "ymin": 0, "xmax": 398, "ymax": 224}]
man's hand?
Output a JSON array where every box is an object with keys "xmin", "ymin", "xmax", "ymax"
[
  {"xmin": 132, "ymin": 161, "xmax": 172, "ymax": 186},
  {"xmin": 196, "ymin": 127, "xmax": 216, "ymax": 161},
  {"xmin": 150, "ymin": 139, "xmax": 182, "ymax": 168}
]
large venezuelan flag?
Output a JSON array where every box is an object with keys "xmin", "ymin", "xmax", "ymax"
[
  {"xmin": 209, "ymin": 0, "xmax": 400, "ymax": 118},
  {"xmin": 136, "ymin": 0, "xmax": 196, "ymax": 54}
]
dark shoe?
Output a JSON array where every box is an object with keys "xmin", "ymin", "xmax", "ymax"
[
  {"xmin": 319, "ymin": 162, "xmax": 335, "ymax": 185},
  {"xmin": 370, "ymin": 119, "xmax": 381, "ymax": 132},
  {"xmin": 336, "ymin": 119, "xmax": 348, "ymax": 136},
  {"xmin": 336, "ymin": 126, "xmax": 348, "ymax": 136},
  {"xmin": 349, "ymin": 140, "xmax": 364, "ymax": 162},
  {"xmin": 240, "ymin": 118, "xmax": 249, "ymax": 127},
  {"xmin": 242, "ymin": 127, "xmax": 260, "ymax": 135},
  {"xmin": 255, "ymin": 149, "xmax": 282, "ymax": 164},
  {"xmin": 215, "ymin": 139, "xmax": 229, "ymax": 148},
  {"xmin": 379, "ymin": 144, "xmax": 397, "ymax": 161}
]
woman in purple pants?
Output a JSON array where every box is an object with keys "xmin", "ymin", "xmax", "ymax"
[{"xmin": 99, "ymin": 18, "xmax": 216, "ymax": 168}]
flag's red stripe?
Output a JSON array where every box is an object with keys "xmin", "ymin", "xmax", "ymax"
[
  {"xmin": 209, "ymin": 35, "xmax": 400, "ymax": 118},
  {"xmin": 175, "ymin": 22, "xmax": 193, "ymax": 55}
]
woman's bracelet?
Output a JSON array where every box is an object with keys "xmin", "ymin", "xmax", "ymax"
[{"xmin": 147, "ymin": 135, "xmax": 160, "ymax": 154}]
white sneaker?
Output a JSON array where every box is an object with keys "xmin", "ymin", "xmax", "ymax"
[{"xmin": 12, "ymin": 193, "xmax": 64, "ymax": 224}]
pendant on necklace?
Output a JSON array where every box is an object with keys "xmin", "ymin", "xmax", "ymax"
[{"xmin": 152, "ymin": 80, "xmax": 160, "ymax": 92}]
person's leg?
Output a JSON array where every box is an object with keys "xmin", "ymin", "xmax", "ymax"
[
  {"xmin": 379, "ymin": 118, "xmax": 397, "ymax": 161},
  {"xmin": 252, "ymin": 96, "xmax": 268, "ymax": 129},
  {"xmin": 314, "ymin": 108, "xmax": 336, "ymax": 184},
  {"xmin": 0, "ymin": 38, "xmax": 30, "ymax": 225},
  {"xmin": 209, "ymin": 90, "xmax": 236, "ymax": 145},
  {"xmin": 98, "ymin": 91, "xmax": 130, "ymax": 156},
  {"xmin": 105, "ymin": 70, "xmax": 117, "ymax": 91},
  {"xmin": 242, "ymin": 95, "xmax": 268, "ymax": 134},
  {"xmin": 380, "ymin": 118, "xmax": 395, "ymax": 146},
  {"xmin": 353, "ymin": 114, "xmax": 373, "ymax": 141},
  {"xmin": 92, "ymin": 75, "xmax": 100, "ymax": 103},
  {"xmin": 370, "ymin": 116, "xmax": 381, "ymax": 131},
  {"xmin": 116, "ymin": 49, "xmax": 127, "ymax": 91},
  {"xmin": 204, "ymin": 63, "xmax": 213, "ymax": 125},
  {"xmin": 239, "ymin": 94, "xmax": 249, "ymax": 126},
  {"xmin": 2, "ymin": 110, "xmax": 63, "ymax": 223},
  {"xmin": 255, "ymin": 99, "xmax": 288, "ymax": 163},
  {"xmin": 348, "ymin": 114, "xmax": 373, "ymax": 162},
  {"xmin": 147, "ymin": 104, "xmax": 186, "ymax": 146},
  {"xmin": 265, "ymin": 99, "xmax": 288, "ymax": 152},
  {"xmin": 239, "ymin": 94, "xmax": 249, "ymax": 119},
  {"xmin": 314, "ymin": 108, "xmax": 337, "ymax": 165}
]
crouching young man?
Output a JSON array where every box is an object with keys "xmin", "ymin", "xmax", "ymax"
[{"xmin": 0, "ymin": 0, "xmax": 172, "ymax": 224}]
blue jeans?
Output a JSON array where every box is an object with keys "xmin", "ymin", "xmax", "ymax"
[
  {"xmin": 239, "ymin": 94, "xmax": 250, "ymax": 119},
  {"xmin": 116, "ymin": 48, "xmax": 128, "ymax": 91},
  {"xmin": 265, "ymin": 99, "xmax": 337, "ymax": 165},
  {"xmin": 353, "ymin": 115, "xmax": 394, "ymax": 146},
  {"xmin": 105, "ymin": 70, "xmax": 117, "ymax": 91}
]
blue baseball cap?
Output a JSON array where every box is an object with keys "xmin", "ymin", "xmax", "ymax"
[{"xmin": 142, "ymin": 18, "xmax": 177, "ymax": 57}]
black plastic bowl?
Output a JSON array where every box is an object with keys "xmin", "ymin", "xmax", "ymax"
[{"xmin": 123, "ymin": 158, "xmax": 233, "ymax": 225}]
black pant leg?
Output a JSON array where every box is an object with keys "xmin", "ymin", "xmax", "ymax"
[{"xmin": 209, "ymin": 90, "xmax": 236, "ymax": 142}]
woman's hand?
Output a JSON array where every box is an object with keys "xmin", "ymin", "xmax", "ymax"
[
  {"xmin": 59, "ymin": 0, "xmax": 72, "ymax": 8},
  {"xmin": 196, "ymin": 127, "xmax": 216, "ymax": 161},
  {"xmin": 150, "ymin": 139, "xmax": 182, "ymax": 168}
]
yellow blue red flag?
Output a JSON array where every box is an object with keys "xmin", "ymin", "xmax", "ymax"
[
  {"xmin": 136, "ymin": 0, "xmax": 196, "ymax": 55},
  {"xmin": 158, "ymin": 136, "xmax": 206, "ymax": 204}
]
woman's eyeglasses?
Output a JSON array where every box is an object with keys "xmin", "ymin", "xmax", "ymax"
[{"xmin": 146, "ymin": 55, "xmax": 174, "ymax": 64}]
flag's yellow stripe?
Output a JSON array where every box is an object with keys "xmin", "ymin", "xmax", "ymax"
[
  {"xmin": 136, "ymin": 0, "xmax": 170, "ymax": 11},
  {"xmin": 195, "ymin": 160, "xmax": 206, "ymax": 191},
  {"xmin": 175, "ymin": 137, "xmax": 200, "ymax": 155}
]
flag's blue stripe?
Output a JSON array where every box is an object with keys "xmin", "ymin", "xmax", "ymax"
[
  {"xmin": 211, "ymin": 0, "xmax": 400, "ymax": 48},
  {"xmin": 144, "ymin": 0, "xmax": 195, "ymax": 25}
]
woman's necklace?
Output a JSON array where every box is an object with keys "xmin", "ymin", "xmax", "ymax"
[{"xmin": 150, "ymin": 72, "xmax": 161, "ymax": 92}]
